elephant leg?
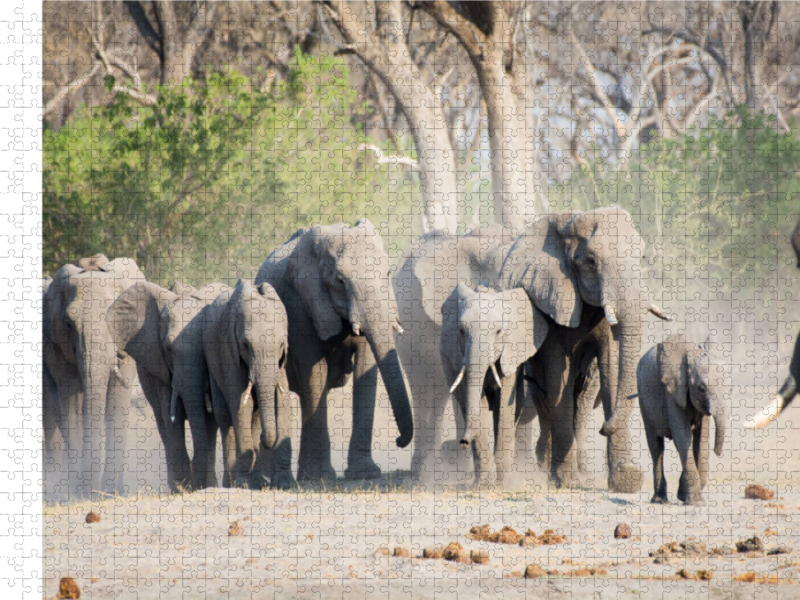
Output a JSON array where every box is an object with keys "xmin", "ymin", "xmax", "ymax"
[
  {"xmin": 471, "ymin": 394, "xmax": 494, "ymax": 488},
  {"xmin": 410, "ymin": 375, "xmax": 435, "ymax": 483},
  {"xmin": 184, "ymin": 387, "xmax": 213, "ymax": 490},
  {"xmin": 210, "ymin": 376, "xmax": 234, "ymax": 488},
  {"xmin": 573, "ymin": 391, "xmax": 593, "ymax": 476},
  {"xmin": 645, "ymin": 428, "xmax": 668, "ymax": 503},
  {"xmin": 204, "ymin": 410, "xmax": 219, "ymax": 488},
  {"xmin": 673, "ymin": 415, "xmax": 704, "ymax": 505},
  {"xmin": 493, "ymin": 375, "xmax": 517, "ymax": 488},
  {"xmin": 270, "ymin": 372, "xmax": 297, "ymax": 490},
  {"xmin": 59, "ymin": 384, "xmax": 83, "ymax": 495},
  {"xmin": 345, "ymin": 338, "xmax": 381, "ymax": 480},
  {"xmin": 139, "ymin": 374, "xmax": 191, "ymax": 493},
  {"xmin": 547, "ymin": 356, "xmax": 578, "ymax": 488},
  {"xmin": 293, "ymin": 358, "xmax": 336, "ymax": 483}
]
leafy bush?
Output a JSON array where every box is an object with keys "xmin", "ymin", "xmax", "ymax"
[
  {"xmin": 547, "ymin": 107, "xmax": 800, "ymax": 305},
  {"xmin": 44, "ymin": 52, "xmax": 416, "ymax": 285}
]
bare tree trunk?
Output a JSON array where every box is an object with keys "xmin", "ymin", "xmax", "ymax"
[{"xmin": 321, "ymin": 0, "xmax": 460, "ymax": 233}]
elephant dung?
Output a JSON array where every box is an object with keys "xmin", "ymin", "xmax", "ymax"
[
  {"xmin": 228, "ymin": 520, "xmax": 244, "ymax": 537},
  {"xmin": 677, "ymin": 569, "xmax": 713, "ymax": 581},
  {"xmin": 56, "ymin": 577, "xmax": 81, "ymax": 599},
  {"xmin": 469, "ymin": 524, "xmax": 523, "ymax": 544},
  {"xmin": 393, "ymin": 547, "xmax": 410, "ymax": 558},
  {"xmin": 735, "ymin": 536, "xmax": 764, "ymax": 554},
  {"xmin": 422, "ymin": 546, "xmax": 443, "ymax": 559},
  {"xmin": 744, "ymin": 484, "xmax": 775, "ymax": 500},
  {"xmin": 524, "ymin": 563, "xmax": 546, "ymax": 579},
  {"xmin": 519, "ymin": 528, "xmax": 569, "ymax": 547},
  {"xmin": 442, "ymin": 541, "xmax": 471, "ymax": 564},
  {"xmin": 373, "ymin": 547, "xmax": 391, "ymax": 557},
  {"xmin": 470, "ymin": 549, "xmax": 490, "ymax": 565},
  {"xmin": 613, "ymin": 523, "xmax": 631, "ymax": 539},
  {"xmin": 85, "ymin": 511, "xmax": 100, "ymax": 524}
]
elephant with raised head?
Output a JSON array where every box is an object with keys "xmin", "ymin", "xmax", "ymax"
[
  {"xmin": 637, "ymin": 334, "xmax": 726, "ymax": 505},
  {"xmin": 204, "ymin": 279, "xmax": 295, "ymax": 489},
  {"xmin": 393, "ymin": 225, "xmax": 515, "ymax": 486},
  {"xmin": 500, "ymin": 207, "xmax": 671, "ymax": 492},
  {"xmin": 256, "ymin": 220, "xmax": 413, "ymax": 482},
  {"xmin": 747, "ymin": 217, "xmax": 800, "ymax": 428},
  {"xmin": 43, "ymin": 255, "xmax": 145, "ymax": 496},
  {"xmin": 109, "ymin": 281, "xmax": 229, "ymax": 491},
  {"xmin": 440, "ymin": 284, "xmax": 547, "ymax": 487}
]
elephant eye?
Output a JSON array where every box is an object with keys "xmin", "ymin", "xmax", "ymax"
[
  {"xmin": 585, "ymin": 255, "xmax": 596, "ymax": 267},
  {"xmin": 336, "ymin": 274, "xmax": 345, "ymax": 284},
  {"xmin": 698, "ymin": 384, "xmax": 707, "ymax": 393}
]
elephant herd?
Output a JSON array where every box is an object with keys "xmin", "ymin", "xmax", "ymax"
[{"xmin": 41, "ymin": 208, "xmax": 796, "ymax": 504}]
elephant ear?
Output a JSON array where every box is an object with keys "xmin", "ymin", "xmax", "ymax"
[
  {"xmin": 500, "ymin": 212, "xmax": 582, "ymax": 328},
  {"xmin": 287, "ymin": 229, "xmax": 343, "ymax": 341},
  {"xmin": 499, "ymin": 288, "xmax": 549, "ymax": 375},
  {"xmin": 658, "ymin": 335, "xmax": 688, "ymax": 410},
  {"xmin": 108, "ymin": 281, "xmax": 177, "ymax": 385},
  {"xmin": 43, "ymin": 264, "xmax": 84, "ymax": 344},
  {"xmin": 74, "ymin": 254, "xmax": 109, "ymax": 271},
  {"xmin": 440, "ymin": 284, "xmax": 471, "ymax": 371}
]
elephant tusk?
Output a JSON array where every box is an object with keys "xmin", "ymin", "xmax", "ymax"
[
  {"xmin": 603, "ymin": 305, "xmax": 618, "ymax": 326},
  {"xmin": 490, "ymin": 363, "xmax": 502, "ymax": 388},
  {"xmin": 205, "ymin": 393, "xmax": 213, "ymax": 414},
  {"xmin": 745, "ymin": 377, "xmax": 797, "ymax": 429},
  {"xmin": 647, "ymin": 303, "xmax": 673, "ymax": 322},
  {"xmin": 352, "ymin": 323, "xmax": 361, "ymax": 336},
  {"xmin": 449, "ymin": 365, "xmax": 466, "ymax": 395},
  {"xmin": 393, "ymin": 321, "xmax": 404, "ymax": 335},
  {"xmin": 745, "ymin": 394, "xmax": 788, "ymax": 429},
  {"xmin": 170, "ymin": 389, "xmax": 180, "ymax": 424},
  {"xmin": 277, "ymin": 382, "xmax": 286, "ymax": 394},
  {"xmin": 241, "ymin": 381, "xmax": 253, "ymax": 407},
  {"xmin": 113, "ymin": 365, "xmax": 131, "ymax": 388}
]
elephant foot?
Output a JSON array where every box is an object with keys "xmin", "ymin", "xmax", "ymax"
[
  {"xmin": 297, "ymin": 461, "xmax": 337, "ymax": 483},
  {"xmin": 271, "ymin": 470, "xmax": 298, "ymax": 490},
  {"xmin": 249, "ymin": 472, "xmax": 271, "ymax": 491},
  {"xmin": 344, "ymin": 454, "xmax": 382, "ymax": 480},
  {"xmin": 608, "ymin": 463, "xmax": 643, "ymax": 494},
  {"xmin": 650, "ymin": 493, "xmax": 669, "ymax": 504}
]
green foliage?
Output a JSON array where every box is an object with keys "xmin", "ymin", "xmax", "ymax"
[
  {"xmin": 548, "ymin": 107, "xmax": 800, "ymax": 303},
  {"xmin": 44, "ymin": 52, "xmax": 416, "ymax": 285}
]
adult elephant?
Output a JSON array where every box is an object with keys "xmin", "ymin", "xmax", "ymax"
[
  {"xmin": 747, "ymin": 217, "xmax": 800, "ymax": 428},
  {"xmin": 204, "ymin": 279, "xmax": 295, "ymax": 489},
  {"xmin": 440, "ymin": 284, "xmax": 546, "ymax": 487},
  {"xmin": 108, "ymin": 281, "xmax": 228, "ymax": 491},
  {"xmin": 43, "ymin": 255, "xmax": 145, "ymax": 496},
  {"xmin": 393, "ymin": 225, "xmax": 515, "ymax": 485},
  {"xmin": 500, "ymin": 207, "xmax": 671, "ymax": 492},
  {"xmin": 256, "ymin": 220, "xmax": 413, "ymax": 482}
]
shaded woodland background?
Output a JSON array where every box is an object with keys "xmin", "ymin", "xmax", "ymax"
[{"xmin": 43, "ymin": 1, "xmax": 800, "ymax": 311}]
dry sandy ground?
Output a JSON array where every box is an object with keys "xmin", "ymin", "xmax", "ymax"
[
  {"xmin": 43, "ymin": 313, "xmax": 800, "ymax": 598},
  {"xmin": 44, "ymin": 477, "xmax": 800, "ymax": 600}
]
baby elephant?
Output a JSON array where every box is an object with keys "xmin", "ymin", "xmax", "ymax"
[
  {"xmin": 637, "ymin": 334, "xmax": 726, "ymax": 505},
  {"xmin": 440, "ymin": 284, "xmax": 547, "ymax": 488}
]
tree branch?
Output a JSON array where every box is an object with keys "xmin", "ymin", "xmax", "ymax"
[
  {"xmin": 359, "ymin": 144, "xmax": 419, "ymax": 170},
  {"xmin": 125, "ymin": 1, "xmax": 162, "ymax": 56},
  {"xmin": 43, "ymin": 64, "xmax": 102, "ymax": 117}
]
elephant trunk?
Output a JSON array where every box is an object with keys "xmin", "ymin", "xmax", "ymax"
[
  {"xmin": 78, "ymin": 335, "xmax": 114, "ymax": 492},
  {"xmin": 460, "ymin": 366, "xmax": 486, "ymax": 449},
  {"xmin": 363, "ymin": 317, "xmax": 414, "ymax": 448},
  {"xmin": 252, "ymin": 362, "xmax": 278, "ymax": 450},
  {"xmin": 713, "ymin": 400, "xmax": 726, "ymax": 457},
  {"xmin": 600, "ymin": 285, "xmax": 643, "ymax": 437}
]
